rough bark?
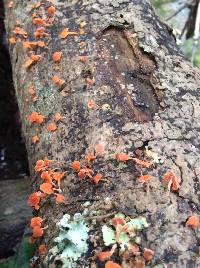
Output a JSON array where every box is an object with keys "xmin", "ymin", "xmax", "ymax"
[{"xmin": 4, "ymin": 0, "xmax": 200, "ymax": 267}]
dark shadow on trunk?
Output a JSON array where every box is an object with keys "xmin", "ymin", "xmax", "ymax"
[{"xmin": 0, "ymin": 2, "xmax": 31, "ymax": 259}]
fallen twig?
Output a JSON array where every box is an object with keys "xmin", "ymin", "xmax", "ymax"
[
  {"xmin": 75, "ymin": 211, "xmax": 117, "ymax": 222},
  {"xmin": 166, "ymin": 4, "xmax": 187, "ymax": 21}
]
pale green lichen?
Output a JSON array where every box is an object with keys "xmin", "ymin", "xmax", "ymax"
[
  {"xmin": 126, "ymin": 216, "xmax": 149, "ymax": 230},
  {"xmin": 48, "ymin": 212, "xmax": 148, "ymax": 267},
  {"xmin": 49, "ymin": 213, "xmax": 89, "ymax": 268},
  {"xmin": 102, "ymin": 214, "xmax": 148, "ymax": 248},
  {"xmin": 102, "ymin": 225, "xmax": 116, "ymax": 246}
]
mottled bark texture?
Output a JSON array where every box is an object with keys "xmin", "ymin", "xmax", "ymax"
[{"xmin": 4, "ymin": 0, "xmax": 200, "ymax": 267}]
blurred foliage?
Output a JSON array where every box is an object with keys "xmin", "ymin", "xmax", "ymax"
[
  {"xmin": 151, "ymin": 0, "xmax": 176, "ymax": 8},
  {"xmin": 0, "ymin": 237, "xmax": 36, "ymax": 268},
  {"xmin": 151, "ymin": 0, "xmax": 200, "ymax": 67}
]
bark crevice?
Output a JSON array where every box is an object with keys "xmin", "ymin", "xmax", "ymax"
[{"xmin": 96, "ymin": 26, "xmax": 163, "ymax": 123}]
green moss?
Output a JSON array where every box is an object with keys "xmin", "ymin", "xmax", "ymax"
[{"xmin": 151, "ymin": 0, "xmax": 175, "ymax": 8}]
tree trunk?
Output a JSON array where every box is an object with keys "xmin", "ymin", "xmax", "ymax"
[{"xmin": 4, "ymin": 0, "xmax": 200, "ymax": 267}]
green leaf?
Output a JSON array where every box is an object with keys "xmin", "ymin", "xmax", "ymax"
[
  {"xmin": 0, "ymin": 259, "xmax": 15, "ymax": 268},
  {"xmin": 0, "ymin": 236, "xmax": 36, "ymax": 268}
]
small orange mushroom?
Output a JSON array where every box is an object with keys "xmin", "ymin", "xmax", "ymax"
[
  {"xmin": 34, "ymin": 160, "xmax": 45, "ymax": 172},
  {"xmin": 138, "ymin": 174, "xmax": 153, "ymax": 184},
  {"xmin": 27, "ymin": 192, "xmax": 40, "ymax": 210},
  {"xmin": 93, "ymin": 173, "xmax": 103, "ymax": 184},
  {"xmin": 30, "ymin": 217, "xmax": 43, "ymax": 228},
  {"xmin": 37, "ymin": 41, "xmax": 46, "ymax": 47},
  {"xmin": 116, "ymin": 153, "xmax": 131, "ymax": 161},
  {"xmin": 32, "ymin": 226, "xmax": 44, "ymax": 238},
  {"xmin": 78, "ymin": 168, "xmax": 93, "ymax": 179},
  {"xmin": 143, "ymin": 248, "xmax": 154, "ymax": 261},
  {"xmin": 31, "ymin": 54, "xmax": 42, "ymax": 61},
  {"xmin": 44, "ymin": 158, "xmax": 54, "ymax": 166},
  {"xmin": 13, "ymin": 27, "xmax": 28, "ymax": 38},
  {"xmin": 97, "ymin": 251, "xmax": 113, "ymax": 261},
  {"xmin": 40, "ymin": 182, "xmax": 53, "ymax": 194},
  {"xmin": 27, "ymin": 112, "xmax": 45, "ymax": 124},
  {"xmin": 34, "ymin": 27, "xmax": 46, "ymax": 38},
  {"xmin": 52, "ymin": 75, "xmax": 65, "ymax": 86},
  {"xmin": 186, "ymin": 215, "xmax": 199, "ymax": 228},
  {"xmin": 28, "ymin": 86, "xmax": 36, "ymax": 95},
  {"xmin": 47, "ymin": 122, "xmax": 57, "ymax": 132},
  {"xmin": 97, "ymin": 244, "xmax": 117, "ymax": 261},
  {"xmin": 79, "ymin": 55, "xmax": 88, "ymax": 62},
  {"xmin": 85, "ymin": 153, "xmax": 96, "ymax": 162},
  {"xmin": 47, "ymin": 6, "xmax": 56, "ymax": 15},
  {"xmin": 71, "ymin": 160, "xmax": 81, "ymax": 171},
  {"xmin": 112, "ymin": 217, "xmax": 126, "ymax": 226},
  {"xmin": 87, "ymin": 100, "xmax": 96, "ymax": 109},
  {"xmin": 59, "ymin": 28, "xmax": 78, "ymax": 39},
  {"xmin": 23, "ymin": 41, "xmax": 37, "ymax": 49},
  {"xmin": 52, "ymin": 171, "xmax": 65, "ymax": 187},
  {"xmin": 163, "ymin": 170, "xmax": 180, "ymax": 191},
  {"xmin": 25, "ymin": 54, "xmax": 41, "ymax": 68},
  {"xmin": 32, "ymin": 135, "xmax": 40, "ymax": 144},
  {"xmin": 38, "ymin": 244, "xmax": 47, "ymax": 254},
  {"xmin": 24, "ymin": 58, "xmax": 34, "ymax": 68},
  {"xmin": 59, "ymin": 28, "xmax": 69, "ymax": 38},
  {"xmin": 105, "ymin": 261, "xmax": 122, "ymax": 268},
  {"xmin": 52, "ymin": 51, "xmax": 62, "ymax": 62},
  {"xmin": 41, "ymin": 171, "xmax": 52, "ymax": 183},
  {"xmin": 55, "ymin": 194, "xmax": 65, "ymax": 203},
  {"xmin": 33, "ymin": 18, "xmax": 46, "ymax": 25},
  {"xmin": 9, "ymin": 37, "xmax": 17, "ymax": 44}
]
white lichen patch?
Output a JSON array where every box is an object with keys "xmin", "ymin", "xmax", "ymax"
[{"xmin": 48, "ymin": 213, "xmax": 89, "ymax": 268}]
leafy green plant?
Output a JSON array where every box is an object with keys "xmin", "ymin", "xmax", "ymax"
[{"xmin": 0, "ymin": 236, "xmax": 36, "ymax": 268}]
